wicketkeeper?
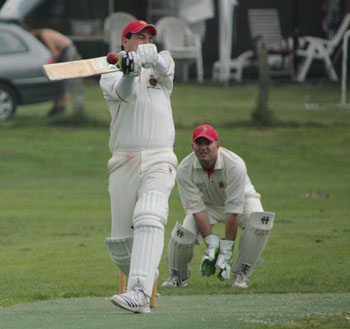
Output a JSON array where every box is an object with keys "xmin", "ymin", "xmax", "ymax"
[
  {"xmin": 100, "ymin": 20, "xmax": 177, "ymax": 314},
  {"xmin": 162, "ymin": 124, "xmax": 275, "ymax": 289}
]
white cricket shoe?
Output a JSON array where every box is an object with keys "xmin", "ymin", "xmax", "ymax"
[
  {"xmin": 111, "ymin": 288, "xmax": 150, "ymax": 314},
  {"xmin": 232, "ymin": 272, "xmax": 249, "ymax": 288},
  {"xmin": 161, "ymin": 273, "xmax": 187, "ymax": 287}
]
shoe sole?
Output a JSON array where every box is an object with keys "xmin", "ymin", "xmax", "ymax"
[{"xmin": 110, "ymin": 297, "xmax": 151, "ymax": 314}]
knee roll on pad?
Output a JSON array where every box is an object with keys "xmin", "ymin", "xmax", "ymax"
[
  {"xmin": 128, "ymin": 190, "xmax": 169, "ymax": 296},
  {"xmin": 233, "ymin": 212, "xmax": 275, "ymax": 276},
  {"xmin": 133, "ymin": 190, "xmax": 169, "ymax": 230},
  {"xmin": 250, "ymin": 211, "xmax": 274, "ymax": 231},
  {"xmin": 168, "ymin": 222, "xmax": 197, "ymax": 280},
  {"xmin": 105, "ymin": 236, "xmax": 133, "ymax": 276}
]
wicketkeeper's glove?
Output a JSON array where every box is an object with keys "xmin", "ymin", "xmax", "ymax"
[
  {"xmin": 121, "ymin": 51, "xmax": 141, "ymax": 76},
  {"xmin": 215, "ymin": 239, "xmax": 235, "ymax": 281},
  {"xmin": 138, "ymin": 44, "xmax": 158, "ymax": 69},
  {"xmin": 200, "ymin": 235, "xmax": 220, "ymax": 276}
]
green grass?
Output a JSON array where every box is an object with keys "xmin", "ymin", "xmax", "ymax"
[
  {"xmin": 252, "ymin": 313, "xmax": 350, "ymax": 329},
  {"xmin": 1, "ymin": 80, "xmax": 350, "ymax": 328}
]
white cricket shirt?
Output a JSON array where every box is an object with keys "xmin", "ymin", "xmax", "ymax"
[
  {"xmin": 176, "ymin": 147, "xmax": 260, "ymax": 215},
  {"xmin": 100, "ymin": 51, "xmax": 175, "ymax": 152}
]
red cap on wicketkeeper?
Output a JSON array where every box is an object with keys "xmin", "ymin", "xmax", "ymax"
[
  {"xmin": 122, "ymin": 20, "xmax": 157, "ymax": 40},
  {"xmin": 192, "ymin": 124, "xmax": 219, "ymax": 142}
]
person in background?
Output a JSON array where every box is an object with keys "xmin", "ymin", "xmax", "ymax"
[{"xmin": 31, "ymin": 28, "xmax": 78, "ymax": 116}]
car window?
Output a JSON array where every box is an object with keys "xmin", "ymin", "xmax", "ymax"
[{"xmin": 0, "ymin": 30, "xmax": 28, "ymax": 54}]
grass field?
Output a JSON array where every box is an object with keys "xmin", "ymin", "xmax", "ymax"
[{"xmin": 1, "ymin": 80, "xmax": 350, "ymax": 328}]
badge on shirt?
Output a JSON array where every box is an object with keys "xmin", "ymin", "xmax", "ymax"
[{"xmin": 148, "ymin": 74, "xmax": 158, "ymax": 87}]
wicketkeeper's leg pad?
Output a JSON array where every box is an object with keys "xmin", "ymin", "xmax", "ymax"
[
  {"xmin": 127, "ymin": 190, "xmax": 168, "ymax": 296},
  {"xmin": 105, "ymin": 236, "xmax": 133, "ymax": 276},
  {"xmin": 167, "ymin": 222, "xmax": 197, "ymax": 281},
  {"xmin": 232, "ymin": 211, "xmax": 275, "ymax": 277}
]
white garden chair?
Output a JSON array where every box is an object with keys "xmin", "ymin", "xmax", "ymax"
[
  {"xmin": 212, "ymin": 50, "xmax": 254, "ymax": 82},
  {"xmin": 156, "ymin": 16, "xmax": 204, "ymax": 83},
  {"xmin": 104, "ymin": 12, "xmax": 136, "ymax": 52},
  {"xmin": 295, "ymin": 13, "xmax": 350, "ymax": 82}
]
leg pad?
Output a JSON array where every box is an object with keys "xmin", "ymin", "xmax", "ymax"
[
  {"xmin": 233, "ymin": 212, "xmax": 275, "ymax": 276},
  {"xmin": 105, "ymin": 236, "xmax": 133, "ymax": 276},
  {"xmin": 168, "ymin": 222, "xmax": 196, "ymax": 280}
]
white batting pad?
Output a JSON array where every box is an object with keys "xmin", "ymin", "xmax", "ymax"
[
  {"xmin": 232, "ymin": 212, "xmax": 275, "ymax": 277},
  {"xmin": 128, "ymin": 191, "xmax": 168, "ymax": 296},
  {"xmin": 133, "ymin": 190, "xmax": 168, "ymax": 229},
  {"xmin": 105, "ymin": 236, "xmax": 133, "ymax": 276},
  {"xmin": 168, "ymin": 222, "xmax": 197, "ymax": 280}
]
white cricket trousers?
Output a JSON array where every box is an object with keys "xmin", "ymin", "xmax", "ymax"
[
  {"xmin": 108, "ymin": 148, "xmax": 177, "ymax": 238},
  {"xmin": 182, "ymin": 196, "xmax": 264, "ymax": 243}
]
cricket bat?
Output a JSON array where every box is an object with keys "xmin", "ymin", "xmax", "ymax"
[{"xmin": 43, "ymin": 53, "xmax": 120, "ymax": 81}]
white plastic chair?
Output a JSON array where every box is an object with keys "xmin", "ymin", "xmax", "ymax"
[
  {"xmin": 212, "ymin": 50, "xmax": 254, "ymax": 82},
  {"xmin": 295, "ymin": 13, "xmax": 350, "ymax": 82},
  {"xmin": 156, "ymin": 16, "xmax": 204, "ymax": 83},
  {"xmin": 104, "ymin": 12, "xmax": 136, "ymax": 52}
]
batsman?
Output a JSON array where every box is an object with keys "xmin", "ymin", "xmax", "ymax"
[
  {"xmin": 162, "ymin": 125, "xmax": 275, "ymax": 289},
  {"xmin": 100, "ymin": 20, "xmax": 177, "ymax": 314}
]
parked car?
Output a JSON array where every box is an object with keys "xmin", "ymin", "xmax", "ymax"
[{"xmin": 0, "ymin": 21, "xmax": 62, "ymax": 120}]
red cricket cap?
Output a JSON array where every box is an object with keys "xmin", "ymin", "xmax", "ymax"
[
  {"xmin": 122, "ymin": 20, "xmax": 157, "ymax": 39},
  {"xmin": 193, "ymin": 124, "xmax": 219, "ymax": 142}
]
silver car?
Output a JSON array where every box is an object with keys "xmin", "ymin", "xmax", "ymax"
[{"xmin": 0, "ymin": 22, "xmax": 62, "ymax": 120}]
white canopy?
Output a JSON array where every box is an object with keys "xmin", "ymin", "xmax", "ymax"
[
  {"xmin": 218, "ymin": 0, "xmax": 239, "ymax": 84},
  {"xmin": 0, "ymin": 0, "xmax": 44, "ymax": 20}
]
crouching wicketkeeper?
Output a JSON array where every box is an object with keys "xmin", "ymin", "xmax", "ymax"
[{"xmin": 162, "ymin": 124, "xmax": 275, "ymax": 289}]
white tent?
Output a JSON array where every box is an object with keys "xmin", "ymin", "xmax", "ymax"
[
  {"xmin": 177, "ymin": 0, "xmax": 238, "ymax": 84},
  {"xmin": 0, "ymin": 0, "xmax": 45, "ymax": 19},
  {"xmin": 217, "ymin": 0, "xmax": 239, "ymax": 85},
  {"xmin": 178, "ymin": 0, "xmax": 214, "ymax": 41},
  {"xmin": 178, "ymin": 0, "xmax": 239, "ymax": 84}
]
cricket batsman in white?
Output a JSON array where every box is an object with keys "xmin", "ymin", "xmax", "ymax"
[
  {"xmin": 162, "ymin": 124, "xmax": 275, "ymax": 289},
  {"xmin": 100, "ymin": 20, "xmax": 177, "ymax": 313}
]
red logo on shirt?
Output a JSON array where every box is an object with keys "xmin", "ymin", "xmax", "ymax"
[
  {"xmin": 219, "ymin": 181, "xmax": 225, "ymax": 188},
  {"xmin": 149, "ymin": 74, "xmax": 158, "ymax": 87}
]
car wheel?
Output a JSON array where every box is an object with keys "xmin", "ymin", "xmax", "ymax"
[{"xmin": 0, "ymin": 83, "xmax": 17, "ymax": 121}]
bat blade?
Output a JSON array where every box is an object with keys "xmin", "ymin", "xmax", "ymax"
[{"xmin": 43, "ymin": 56, "xmax": 119, "ymax": 81}]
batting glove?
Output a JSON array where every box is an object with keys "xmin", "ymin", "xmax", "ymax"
[
  {"xmin": 200, "ymin": 235, "xmax": 220, "ymax": 277},
  {"xmin": 216, "ymin": 239, "xmax": 235, "ymax": 281},
  {"xmin": 121, "ymin": 51, "xmax": 141, "ymax": 76},
  {"xmin": 138, "ymin": 44, "xmax": 158, "ymax": 69}
]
